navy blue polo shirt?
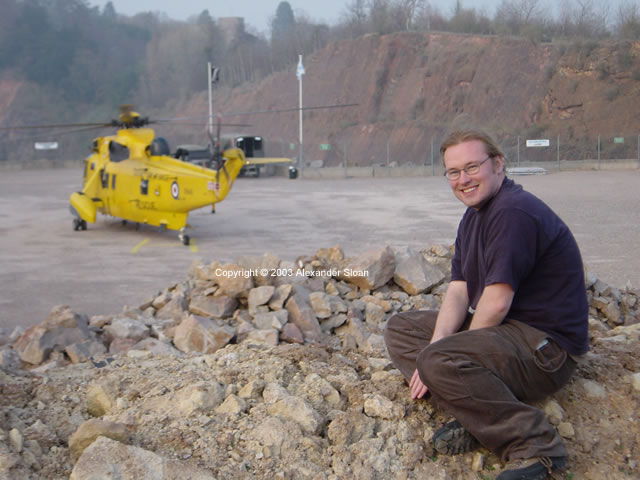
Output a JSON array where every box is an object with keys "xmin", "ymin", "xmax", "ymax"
[{"xmin": 451, "ymin": 177, "xmax": 589, "ymax": 355}]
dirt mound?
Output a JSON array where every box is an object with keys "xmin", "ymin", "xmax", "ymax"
[{"xmin": 1, "ymin": 245, "xmax": 638, "ymax": 479}]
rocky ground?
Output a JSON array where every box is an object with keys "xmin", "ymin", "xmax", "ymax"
[{"xmin": 1, "ymin": 245, "xmax": 639, "ymax": 480}]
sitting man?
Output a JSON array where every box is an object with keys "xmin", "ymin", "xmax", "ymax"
[{"xmin": 384, "ymin": 130, "xmax": 588, "ymax": 480}]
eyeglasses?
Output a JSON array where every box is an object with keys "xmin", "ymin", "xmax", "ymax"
[{"xmin": 443, "ymin": 156, "xmax": 491, "ymax": 180}]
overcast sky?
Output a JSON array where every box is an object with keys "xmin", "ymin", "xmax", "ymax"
[{"xmin": 96, "ymin": 0, "xmax": 507, "ymax": 35}]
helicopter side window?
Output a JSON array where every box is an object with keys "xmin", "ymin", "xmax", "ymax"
[
  {"xmin": 140, "ymin": 179, "xmax": 148, "ymax": 195},
  {"xmin": 101, "ymin": 170, "xmax": 109, "ymax": 188},
  {"xmin": 111, "ymin": 174, "xmax": 116, "ymax": 190},
  {"xmin": 108, "ymin": 141, "xmax": 129, "ymax": 163}
]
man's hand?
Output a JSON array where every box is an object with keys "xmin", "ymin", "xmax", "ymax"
[{"xmin": 410, "ymin": 368, "xmax": 428, "ymax": 399}]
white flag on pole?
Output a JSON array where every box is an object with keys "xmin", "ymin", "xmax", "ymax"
[{"xmin": 296, "ymin": 58, "xmax": 305, "ymax": 79}]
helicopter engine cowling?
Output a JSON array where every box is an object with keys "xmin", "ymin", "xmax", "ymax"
[{"xmin": 69, "ymin": 192, "xmax": 96, "ymax": 223}]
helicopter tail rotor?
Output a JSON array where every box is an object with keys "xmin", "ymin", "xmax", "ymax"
[{"xmin": 208, "ymin": 116, "xmax": 230, "ymax": 184}]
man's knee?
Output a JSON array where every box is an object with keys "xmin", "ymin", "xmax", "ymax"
[
  {"xmin": 383, "ymin": 312, "xmax": 404, "ymax": 341},
  {"xmin": 383, "ymin": 312, "xmax": 410, "ymax": 359},
  {"xmin": 416, "ymin": 341, "xmax": 459, "ymax": 390}
]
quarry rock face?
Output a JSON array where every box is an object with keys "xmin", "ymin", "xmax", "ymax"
[{"xmin": 1, "ymin": 244, "xmax": 638, "ymax": 479}]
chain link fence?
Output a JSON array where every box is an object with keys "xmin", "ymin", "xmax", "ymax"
[
  {"xmin": 288, "ymin": 134, "xmax": 640, "ymax": 178},
  {"xmin": 2, "ymin": 133, "xmax": 639, "ymax": 175}
]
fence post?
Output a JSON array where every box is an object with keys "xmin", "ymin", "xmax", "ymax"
[
  {"xmin": 637, "ymin": 135, "xmax": 639, "ymax": 166},
  {"xmin": 386, "ymin": 139, "xmax": 390, "ymax": 177},
  {"xmin": 597, "ymin": 135, "xmax": 601, "ymax": 169},
  {"xmin": 557, "ymin": 135, "xmax": 560, "ymax": 170},
  {"xmin": 517, "ymin": 136, "xmax": 520, "ymax": 167},
  {"xmin": 343, "ymin": 140, "xmax": 347, "ymax": 178},
  {"xmin": 431, "ymin": 137, "xmax": 435, "ymax": 176}
]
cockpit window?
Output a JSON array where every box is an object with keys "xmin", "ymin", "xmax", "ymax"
[
  {"xmin": 150, "ymin": 137, "xmax": 170, "ymax": 156},
  {"xmin": 108, "ymin": 141, "xmax": 129, "ymax": 163}
]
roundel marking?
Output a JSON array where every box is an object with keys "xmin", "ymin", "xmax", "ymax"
[{"xmin": 171, "ymin": 181, "xmax": 179, "ymax": 199}]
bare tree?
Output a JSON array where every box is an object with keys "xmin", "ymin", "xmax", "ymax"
[
  {"xmin": 615, "ymin": 0, "xmax": 640, "ymax": 38},
  {"xmin": 495, "ymin": 0, "xmax": 546, "ymax": 35},
  {"xmin": 413, "ymin": 1, "xmax": 447, "ymax": 31},
  {"xmin": 394, "ymin": 0, "xmax": 424, "ymax": 30}
]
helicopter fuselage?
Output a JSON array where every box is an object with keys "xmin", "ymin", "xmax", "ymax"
[{"xmin": 69, "ymin": 128, "xmax": 245, "ymax": 233}]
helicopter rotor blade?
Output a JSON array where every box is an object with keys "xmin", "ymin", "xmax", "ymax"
[
  {"xmin": 0, "ymin": 122, "xmax": 111, "ymax": 131},
  {"xmin": 1, "ymin": 125, "xmax": 111, "ymax": 143},
  {"xmin": 162, "ymin": 122, "xmax": 251, "ymax": 128},
  {"xmin": 220, "ymin": 103, "xmax": 359, "ymax": 117}
]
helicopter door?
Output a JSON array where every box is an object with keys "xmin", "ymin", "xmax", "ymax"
[{"xmin": 140, "ymin": 178, "xmax": 149, "ymax": 195}]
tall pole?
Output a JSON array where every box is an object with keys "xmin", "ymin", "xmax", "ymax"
[
  {"xmin": 297, "ymin": 55, "xmax": 305, "ymax": 176},
  {"xmin": 207, "ymin": 62, "xmax": 214, "ymax": 138}
]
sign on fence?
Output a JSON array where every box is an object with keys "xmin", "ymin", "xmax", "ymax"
[
  {"xmin": 614, "ymin": 137, "xmax": 625, "ymax": 144},
  {"xmin": 319, "ymin": 144, "xmax": 330, "ymax": 151},
  {"xmin": 34, "ymin": 142, "xmax": 59, "ymax": 150},
  {"xmin": 526, "ymin": 139, "xmax": 550, "ymax": 147}
]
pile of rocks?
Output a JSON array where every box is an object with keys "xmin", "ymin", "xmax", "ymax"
[
  {"xmin": 5, "ymin": 245, "xmax": 450, "ymax": 369},
  {"xmin": 1, "ymin": 245, "xmax": 639, "ymax": 480}
]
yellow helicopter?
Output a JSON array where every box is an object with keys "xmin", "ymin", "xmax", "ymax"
[
  {"xmin": 64, "ymin": 105, "xmax": 250, "ymax": 245},
  {"xmin": 3, "ymin": 96, "xmax": 356, "ymax": 245}
]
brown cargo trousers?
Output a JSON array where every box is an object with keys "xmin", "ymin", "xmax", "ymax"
[{"xmin": 384, "ymin": 310, "xmax": 576, "ymax": 462}]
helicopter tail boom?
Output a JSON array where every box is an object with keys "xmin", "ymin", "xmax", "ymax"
[
  {"xmin": 69, "ymin": 192, "xmax": 97, "ymax": 223},
  {"xmin": 213, "ymin": 148, "xmax": 246, "ymax": 203}
]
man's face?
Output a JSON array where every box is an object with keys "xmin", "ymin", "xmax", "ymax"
[{"xmin": 443, "ymin": 139, "xmax": 504, "ymax": 210}]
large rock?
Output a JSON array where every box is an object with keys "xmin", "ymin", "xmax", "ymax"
[
  {"xmin": 176, "ymin": 381, "xmax": 225, "ymax": 415},
  {"xmin": 285, "ymin": 286, "xmax": 322, "ymax": 342},
  {"xmin": 65, "ymin": 341, "xmax": 107, "ymax": 364},
  {"xmin": 266, "ymin": 395, "xmax": 323, "ymax": 434},
  {"xmin": 173, "ymin": 315, "xmax": 235, "ymax": 354},
  {"xmin": 393, "ymin": 247, "xmax": 446, "ymax": 295},
  {"xmin": 70, "ymin": 436, "xmax": 215, "ymax": 480},
  {"xmin": 214, "ymin": 263, "xmax": 254, "ymax": 297},
  {"xmin": 308, "ymin": 292, "xmax": 332, "ymax": 319},
  {"xmin": 245, "ymin": 328, "xmax": 279, "ymax": 346},
  {"xmin": 253, "ymin": 310, "xmax": 288, "ymax": 330},
  {"xmin": 68, "ymin": 419, "xmax": 129, "ymax": 464},
  {"xmin": 314, "ymin": 245, "xmax": 345, "ymax": 267},
  {"xmin": 154, "ymin": 292, "xmax": 187, "ymax": 320},
  {"xmin": 12, "ymin": 305, "xmax": 92, "ymax": 365},
  {"xmin": 279, "ymin": 323, "xmax": 304, "ymax": 344},
  {"xmin": 236, "ymin": 253, "xmax": 282, "ymax": 286},
  {"xmin": 189, "ymin": 294, "xmax": 237, "ymax": 319},
  {"xmin": 337, "ymin": 246, "xmax": 395, "ymax": 290},
  {"xmin": 327, "ymin": 410, "xmax": 375, "ymax": 446},
  {"xmin": 334, "ymin": 308, "xmax": 370, "ymax": 351},
  {"xmin": 248, "ymin": 286, "xmax": 276, "ymax": 313},
  {"xmin": 268, "ymin": 284, "xmax": 293, "ymax": 310},
  {"xmin": 86, "ymin": 378, "xmax": 122, "ymax": 417},
  {"xmin": 364, "ymin": 393, "xmax": 404, "ymax": 420},
  {"xmin": 103, "ymin": 317, "xmax": 150, "ymax": 342}
]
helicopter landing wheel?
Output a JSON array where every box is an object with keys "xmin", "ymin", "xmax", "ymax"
[
  {"xmin": 178, "ymin": 228, "xmax": 190, "ymax": 246},
  {"xmin": 73, "ymin": 218, "xmax": 87, "ymax": 231}
]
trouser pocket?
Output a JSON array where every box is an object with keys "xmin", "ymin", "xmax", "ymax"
[{"xmin": 533, "ymin": 338, "xmax": 567, "ymax": 373}]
